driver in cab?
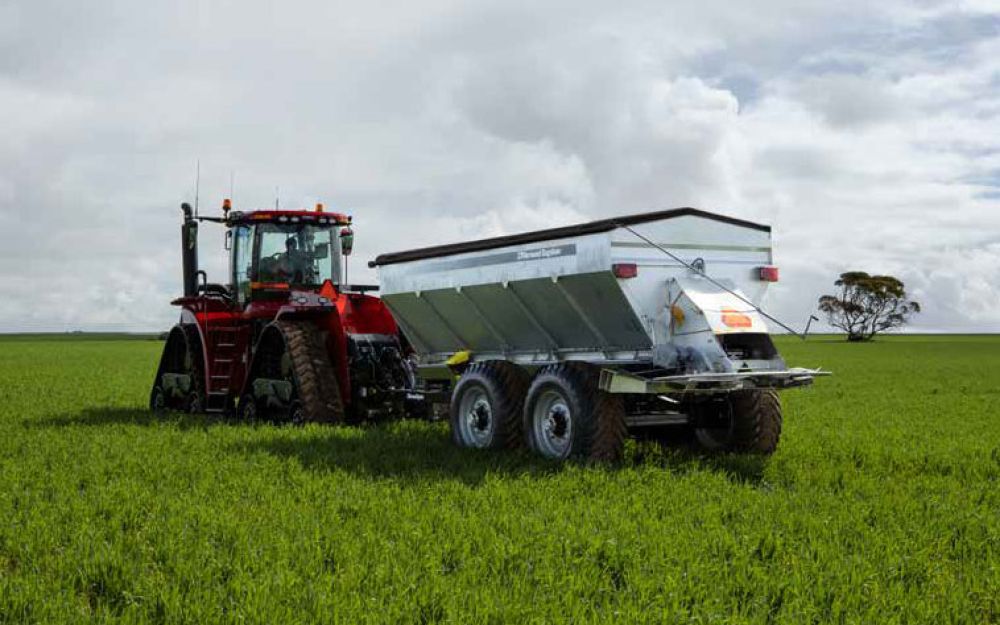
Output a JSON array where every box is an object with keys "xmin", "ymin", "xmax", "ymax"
[
  {"xmin": 277, "ymin": 237, "xmax": 312, "ymax": 283},
  {"xmin": 257, "ymin": 235, "xmax": 314, "ymax": 283}
]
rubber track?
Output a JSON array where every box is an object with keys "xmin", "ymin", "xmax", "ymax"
[
  {"xmin": 181, "ymin": 325, "xmax": 205, "ymax": 411},
  {"xmin": 452, "ymin": 361, "xmax": 530, "ymax": 449},
  {"xmin": 533, "ymin": 362, "xmax": 626, "ymax": 462},
  {"xmin": 729, "ymin": 389, "xmax": 782, "ymax": 454},
  {"xmin": 275, "ymin": 320, "xmax": 344, "ymax": 423}
]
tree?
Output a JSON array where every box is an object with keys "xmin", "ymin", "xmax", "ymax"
[{"xmin": 818, "ymin": 272, "xmax": 921, "ymax": 341}]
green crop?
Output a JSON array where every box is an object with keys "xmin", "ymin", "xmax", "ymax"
[{"xmin": 0, "ymin": 335, "xmax": 997, "ymax": 624}]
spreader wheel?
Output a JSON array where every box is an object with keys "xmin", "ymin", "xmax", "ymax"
[
  {"xmin": 522, "ymin": 362, "xmax": 626, "ymax": 462},
  {"xmin": 694, "ymin": 390, "xmax": 782, "ymax": 455},
  {"xmin": 450, "ymin": 361, "xmax": 530, "ymax": 450}
]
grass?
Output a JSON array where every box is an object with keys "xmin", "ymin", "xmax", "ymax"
[{"xmin": 0, "ymin": 335, "xmax": 998, "ymax": 624}]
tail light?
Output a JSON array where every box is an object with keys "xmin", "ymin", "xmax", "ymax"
[
  {"xmin": 612, "ymin": 263, "xmax": 638, "ymax": 279},
  {"xmin": 758, "ymin": 266, "xmax": 779, "ymax": 282}
]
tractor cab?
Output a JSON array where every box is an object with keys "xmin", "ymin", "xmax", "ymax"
[
  {"xmin": 177, "ymin": 200, "xmax": 355, "ymax": 308},
  {"xmin": 225, "ymin": 207, "xmax": 354, "ymax": 305}
]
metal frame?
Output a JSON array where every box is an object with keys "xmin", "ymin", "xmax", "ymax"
[{"xmin": 598, "ymin": 367, "xmax": 830, "ymax": 395}]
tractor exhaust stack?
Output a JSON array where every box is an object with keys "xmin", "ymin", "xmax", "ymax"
[{"xmin": 180, "ymin": 202, "xmax": 199, "ymax": 297}]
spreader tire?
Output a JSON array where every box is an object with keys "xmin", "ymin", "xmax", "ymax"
[
  {"xmin": 523, "ymin": 362, "xmax": 626, "ymax": 462},
  {"xmin": 450, "ymin": 361, "xmax": 530, "ymax": 450},
  {"xmin": 694, "ymin": 390, "xmax": 782, "ymax": 454}
]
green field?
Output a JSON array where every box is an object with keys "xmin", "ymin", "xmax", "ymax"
[{"xmin": 1, "ymin": 335, "xmax": 998, "ymax": 624}]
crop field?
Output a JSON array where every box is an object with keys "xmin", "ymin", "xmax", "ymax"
[{"xmin": 0, "ymin": 334, "xmax": 998, "ymax": 624}]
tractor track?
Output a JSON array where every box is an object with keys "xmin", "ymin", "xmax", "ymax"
[{"xmin": 275, "ymin": 319, "xmax": 345, "ymax": 423}]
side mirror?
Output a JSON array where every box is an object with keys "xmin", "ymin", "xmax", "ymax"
[
  {"xmin": 225, "ymin": 230, "xmax": 233, "ymax": 251},
  {"xmin": 340, "ymin": 227, "xmax": 354, "ymax": 256}
]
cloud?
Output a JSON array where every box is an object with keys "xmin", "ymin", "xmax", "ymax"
[{"xmin": 0, "ymin": 0, "xmax": 997, "ymax": 332}]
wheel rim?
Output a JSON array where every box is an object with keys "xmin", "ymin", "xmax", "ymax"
[
  {"xmin": 241, "ymin": 396, "xmax": 257, "ymax": 421},
  {"xmin": 457, "ymin": 386, "xmax": 493, "ymax": 448},
  {"xmin": 187, "ymin": 392, "xmax": 202, "ymax": 414},
  {"xmin": 289, "ymin": 401, "xmax": 306, "ymax": 426},
  {"xmin": 532, "ymin": 389, "xmax": 572, "ymax": 459},
  {"xmin": 151, "ymin": 387, "xmax": 166, "ymax": 412}
]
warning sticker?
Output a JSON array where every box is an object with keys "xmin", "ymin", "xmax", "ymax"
[{"xmin": 721, "ymin": 308, "xmax": 753, "ymax": 328}]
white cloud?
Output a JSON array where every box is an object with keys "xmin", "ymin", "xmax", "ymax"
[{"xmin": 0, "ymin": 0, "xmax": 997, "ymax": 332}]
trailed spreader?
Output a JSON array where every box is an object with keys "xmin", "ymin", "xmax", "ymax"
[{"xmin": 371, "ymin": 208, "xmax": 825, "ymax": 460}]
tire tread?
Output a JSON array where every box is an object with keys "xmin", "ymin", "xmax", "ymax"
[
  {"xmin": 275, "ymin": 320, "xmax": 345, "ymax": 423},
  {"xmin": 524, "ymin": 362, "xmax": 626, "ymax": 462},
  {"xmin": 450, "ymin": 361, "xmax": 530, "ymax": 449}
]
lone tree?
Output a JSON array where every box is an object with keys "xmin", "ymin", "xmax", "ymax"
[{"xmin": 818, "ymin": 272, "xmax": 921, "ymax": 341}]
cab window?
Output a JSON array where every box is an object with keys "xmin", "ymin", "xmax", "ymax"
[{"xmin": 232, "ymin": 225, "xmax": 254, "ymax": 303}]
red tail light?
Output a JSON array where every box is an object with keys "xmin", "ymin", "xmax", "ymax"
[
  {"xmin": 612, "ymin": 263, "xmax": 638, "ymax": 279},
  {"xmin": 758, "ymin": 266, "xmax": 779, "ymax": 282}
]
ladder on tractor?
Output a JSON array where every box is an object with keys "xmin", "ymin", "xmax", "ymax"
[{"xmin": 206, "ymin": 325, "xmax": 241, "ymax": 412}]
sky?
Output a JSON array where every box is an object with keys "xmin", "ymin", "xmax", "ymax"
[{"xmin": 1, "ymin": 0, "xmax": 998, "ymax": 333}]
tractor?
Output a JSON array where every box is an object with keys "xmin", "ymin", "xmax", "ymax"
[{"xmin": 149, "ymin": 200, "xmax": 418, "ymax": 423}]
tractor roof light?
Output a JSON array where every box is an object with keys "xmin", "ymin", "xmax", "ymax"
[
  {"xmin": 758, "ymin": 266, "xmax": 779, "ymax": 282},
  {"xmin": 316, "ymin": 203, "xmax": 324, "ymax": 212}
]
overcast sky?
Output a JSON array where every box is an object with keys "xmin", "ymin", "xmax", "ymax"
[{"xmin": 1, "ymin": 0, "xmax": 998, "ymax": 333}]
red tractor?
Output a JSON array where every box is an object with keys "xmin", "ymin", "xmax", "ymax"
[{"xmin": 150, "ymin": 200, "xmax": 418, "ymax": 423}]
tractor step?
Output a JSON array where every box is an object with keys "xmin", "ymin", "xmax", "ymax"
[{"xmin": 205, "ymin": 391, "xmax": 231, "ymax": 413}]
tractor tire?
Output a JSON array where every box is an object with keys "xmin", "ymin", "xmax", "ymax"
[
  {"xmin": 450, "ymin": 361, "xmax": 530, "ymax": 450},
  {"xmin": 274, "ymin": 320, "xmax": 345, "ymax": 423},
  {"xmin": 523, "ymin": 362, "xmax": 626, "ymax": 462},
  {"xmin": 694, "ymin": 390, "xmax": 782, "ymax": 454}
]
